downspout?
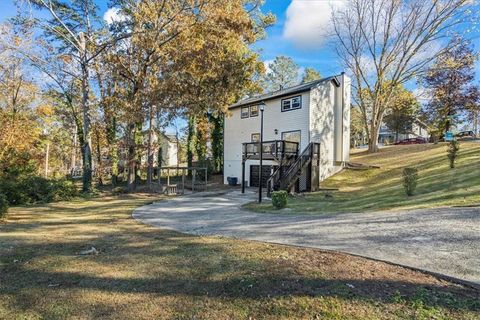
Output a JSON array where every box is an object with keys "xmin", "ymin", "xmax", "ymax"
[
  {"xmin": 222, "ymin": 112, "xmax": 225, "ymax": 184},
  {"xmin": 341, "ymin": 71, "xmax": 345, "ymax": 165}
]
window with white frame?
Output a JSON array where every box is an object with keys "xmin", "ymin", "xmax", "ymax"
[
  {"xmin": 250, "ymin": 105, "xmax": 259, "ymax": 117},
  {"xmin": 281, "ymin": 96, "xmax": 301, "ymax": 112},
  {"xmin": 281, "ymin": 130, "xmax": 301, "ymax": 144},
  {"xmin": 241, "ymin": 106, "xmax": 249, "ymax": 118}
]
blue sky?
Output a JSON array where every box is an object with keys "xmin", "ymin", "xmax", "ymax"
[
  {"xmin": 1, "ymin": 0, "xmax": 479, "ymax": 92},
  {"xmin": 0, "ymin": 0, "xmax": 343, "ymax": 76},
  {"xmin": 1, "ymin": 0, "xmax": 478, "ymax": 134},
  {"xmin": 255, "ymin": 1, "xmax": 342, "ymax": 76},
  {"xmin": 3, "ymin": 0, "xmax": 477, "ymax": 79}
]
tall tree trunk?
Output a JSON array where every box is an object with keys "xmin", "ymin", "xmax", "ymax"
[
  {"xmin": 209, "ymin": 114, "xmax": 223, "ymax": 174},
  {"xmin": 368, "ymin": 123, "xmax": 381, "ymax": 153},
  {"xmin": 127, "ymin": 123, "xmax": 136, "ymax": 192},
  {"xmin": 105, "ymin": 118, "xmax": 118, "ymax": 187},
  {"xmin": 71, "ymin": 129, "xmax": 77, "ymax": 171},
  {"xmin": 44, "ymin": 142, "xmax": 50, "ymax": 178},
  {"xmin": 474, "ymin": 111, "xmax": 479, "ymax": 138},
  {"xmin": 187, "ymin": 115, "xmax": 195, "ymax": 169},
  {"xmin": 110, "ymin": 144, "xmax": 118, "ymax": 186},
  {"xmin": 79, "ymin": 33, "xmax": 93, "ymax": 193},
  {"xmin": 135, "ymin": 121, "xmax": 143, "ymax": 186},
  {"xmin": 94, "ymin": 127, "xmax": 103, "ymax": 186},
  {"xmin": 146, "ymin": 104, "xmax": 155, "ymax": 188},
  {"xmin": 196, "ymin": 118, "xmax": 207, "ymax": 163}
]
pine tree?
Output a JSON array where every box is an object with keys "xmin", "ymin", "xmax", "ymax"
[{"xmin": 263, "ymin": 56, "xmax": 300, "ymax": 92}]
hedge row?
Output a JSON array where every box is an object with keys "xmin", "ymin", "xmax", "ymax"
[{"xmin": 0, "ymin": 176, "xmax": 78, "ymax": 206}]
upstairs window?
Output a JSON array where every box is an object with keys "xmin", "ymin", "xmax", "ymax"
[
  {"xmin": 281, "ymin": 130, "xmax": 301, "ymax": 144},
  {"xmin": 251, "ymin": 133, "xmax": 260, "ymax": 142},
  {"xmin": 250, "ymin": 105, "xmax": 259, "ymax": 117},
  {"xmin": 281, "ymin": 96, "xmax": 302, "ymax": 112},
  {"xmin": 241, "ymin": 106, "xmax": 249, "ymax": 118}
]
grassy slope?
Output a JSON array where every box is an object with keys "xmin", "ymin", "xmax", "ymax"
[
  {"xmin": 248, "ymin": 141, "xmax": 480, "ymax": 214},
  {"xmin": 0, "ymin": 196, "xmax": 479, "ymax": 319}
]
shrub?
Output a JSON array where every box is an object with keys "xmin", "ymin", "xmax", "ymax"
[
  {"xmin": 402, "ymin": 167, "xmax": 418, "ymax": 196},
  {"xmin": 272, "ymin": 190, "xmax": 288, "ymax": 209},
  {"xmin": 20, "ymin": 176, "xmax": 55, "ymax": 203},
  {"xmin": 447, "ymin": 140, "xmax": 460, "ymax": 168},
  {"xmin": 0, "ymin": 179, "xmax": 29, "ymax": 205},
  {"xmin": 52, "ymin": 179, "xmax": 78, "ymax": 201},
  {"xmin": 0, "ymin": 176, "xmax": 78, "ymax": 205},
  {"xmin": 0, "ymin": 193, "xmax": 8, "ymax": 219}
]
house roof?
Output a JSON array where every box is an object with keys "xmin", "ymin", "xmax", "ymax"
[
  {"xmin": 414, "ymin": 118, "xmax": 429, "ymax": 129},
  {"xmin": 229, "ymin": 75, "xmax": 342, "ymax": 109}
]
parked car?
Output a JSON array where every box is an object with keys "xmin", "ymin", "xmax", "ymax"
[
  {"xmin": 456, "ymin": 131, "xmax": 475, "ymax": 140},
  {"xmin": 394, "ymin": 137, "xmax": 428, "ymax": 145}
]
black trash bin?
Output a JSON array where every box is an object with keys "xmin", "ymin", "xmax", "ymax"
[{"xmin": 227, "ymin": 177, "xmax": 238, "ymax": 186}]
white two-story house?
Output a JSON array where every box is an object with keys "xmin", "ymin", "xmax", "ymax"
[{"xmin": 223, "ymin": 74, "xmax": 351, "ymax": 192}]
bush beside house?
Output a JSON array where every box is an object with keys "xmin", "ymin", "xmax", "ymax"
[{"xmin": 272, "ymin": 191, "xmax": 288, "ymax": 209}]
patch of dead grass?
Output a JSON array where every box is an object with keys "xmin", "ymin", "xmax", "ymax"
[{"xmin": 0, "ymin": 195, "xmax": 479, "ymax": 319}]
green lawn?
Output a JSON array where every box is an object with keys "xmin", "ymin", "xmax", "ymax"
[
  {"xmin": 246, "ymin": 141, "xmax": 480, "ymax": 215},
  {"xmin": 0, "ymin": 195, "xmax": 479, "ymax": 319}
]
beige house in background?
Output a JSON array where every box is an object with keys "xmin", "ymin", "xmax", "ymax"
[
  {"xmin": 223, "ymin": 74, "xmax": 351, "ymax": 191},
  {"xmin": 140, "ymin": 132, "xmax": 178, "ymax": 168},
  {"xmin": 379, "ymin": 119, "xmax": 430, "ymax": 144}
]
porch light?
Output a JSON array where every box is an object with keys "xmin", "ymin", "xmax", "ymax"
[{"xmin": 258, "ymin": 101, "xmax": 266, "ymax": 203}]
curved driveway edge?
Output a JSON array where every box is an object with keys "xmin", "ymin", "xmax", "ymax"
[{"xmin": 133, "ymin": 190, "xmax": 480, "ymax": 284}]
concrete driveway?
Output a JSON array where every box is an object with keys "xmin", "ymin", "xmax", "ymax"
[{"xmin": 133, "ymin": 190, "xmax": 480, "ymax": 284}]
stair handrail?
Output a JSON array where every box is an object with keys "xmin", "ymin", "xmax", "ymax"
[{"xmin": 280, "ymin": 143, "xmax": 314, "ymax": 190}]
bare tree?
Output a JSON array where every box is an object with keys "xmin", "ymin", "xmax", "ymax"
[
  {"xmin": 332, "ymin": 0, "xmax": 474, "ymax": 152},
  {"xmin": 23, "ymin": 0, "xmax": 131, "ymax": 191}
]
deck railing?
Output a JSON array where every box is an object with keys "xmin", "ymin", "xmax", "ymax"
[{"xmin": 243, "ymin": 140, "xmax": 299, "ymax": 159}]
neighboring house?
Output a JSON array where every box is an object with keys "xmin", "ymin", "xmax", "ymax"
[
  {"xmin": 378, "ymin": 119, "xmax": 429, "ymax": 144},
  {"xmin": 158, "ymin": 133, "xmax": 179, "ymax": 167},
  {"xmin": 140, "ymin": 131, "xmax": 178, "ymax": 168},
  {"xmin": 223, "ymin": 74, "xmax": 351, "ymax": 192}
]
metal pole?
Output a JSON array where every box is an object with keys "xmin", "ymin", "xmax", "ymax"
[
  {"xmin": 182, "ymin": 169, "xmax": 185, "ymax": 195},
  {"xmin": 192, "ymin": 169, "xmax": 195, "ymax": 192},
  {"xmin": 159, "ymin": 168, "xmax": 162, "ymax": 188},
  {"xmin": 259, "ymin": 108, "xmax": 264, "ymax": 203},
  {"xmin": 241, "ymin": 159, "xmax": 246, "ymax": 194}
]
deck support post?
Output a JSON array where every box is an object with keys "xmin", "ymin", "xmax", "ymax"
[
  {"xmin": 241, "ymin": 158, "xmax": 246, "ymax": 193},
  {"xmin": 182, "ymin": 169, "xmax": 185, "ymax": 195}
]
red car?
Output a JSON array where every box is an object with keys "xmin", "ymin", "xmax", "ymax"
[{"xmin": 394, "ymin": 137, "xmax": 428, "ymax": 145}]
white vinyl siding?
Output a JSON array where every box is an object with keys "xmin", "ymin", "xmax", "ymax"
[
  {"xmin": 224, "ymin": 75, "xmax": 351, "ymax": 186},
  {"xmin": 224, "ymin": 92, "xmax": 310, "ymax": 185}
]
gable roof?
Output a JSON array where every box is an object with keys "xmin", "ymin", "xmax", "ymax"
[{"xmin": 229, "ymin": 75, "xmax": 342, "ymax": 109}]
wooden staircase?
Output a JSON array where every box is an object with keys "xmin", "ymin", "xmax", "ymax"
[{"xmin": 267, "ymin": 142, "xmax": 320, "ymax": 196}]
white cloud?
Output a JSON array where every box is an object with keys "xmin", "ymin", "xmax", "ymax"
[
  {"xmin": 103, "ymin": 7, "xmax": 126, "ymax": 25},
  {"xmin": 283, "ymin": 0, "xmax": 345, "ymax": 49}
]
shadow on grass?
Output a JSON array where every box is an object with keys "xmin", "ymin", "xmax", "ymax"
[{"xmin": 1, "ymin": 196, "xmax": 479, "ymax": 318}]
